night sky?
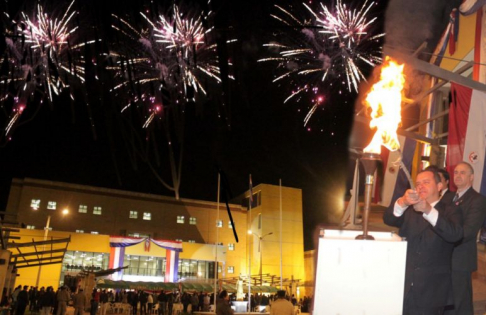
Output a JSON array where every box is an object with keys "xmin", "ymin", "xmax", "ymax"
[{"xmin": 0, "ymin": 0, "xmax": 389, "ymax": 250}]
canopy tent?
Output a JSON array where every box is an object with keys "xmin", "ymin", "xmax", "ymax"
[{"xmin": 96, "ymin": 279, "xmax": 278, "ymax": 294}]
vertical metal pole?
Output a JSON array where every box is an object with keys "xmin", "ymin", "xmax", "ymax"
[
  {"xmin": 36, "ymin": 215, "xmax": 50, "ymax": 287},
  {"xmin": 213, "ymin": 173, "xmax": 220, "ymax": 312},
  {"xmin": 279, "ymin": 179, "xmax": 283, "ymax": 289}
]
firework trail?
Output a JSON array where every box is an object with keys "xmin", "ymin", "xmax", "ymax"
[
  {"xmin": 109, "ymin": 4, "xmax": 235, "ymax": 128},
  {"xmin": 259, "ymin": 0, "xmax": 384, "ymax": 126},
  {"xmin": 1, "ymin": 0, "xmax": 99, "ymax": 143}
]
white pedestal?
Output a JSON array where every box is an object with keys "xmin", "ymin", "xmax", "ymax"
[{"xmin": 313, "ymin": 229, "xmax": 407, "ymax": 315}]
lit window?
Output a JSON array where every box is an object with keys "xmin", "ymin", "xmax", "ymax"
[
  {"xmin": 91, "ymin": 231, "xmax": 99, "ymax": 235},
  {"xmin": 93, "ymin": 207, "xmax": 102, "ymax": 215},
  {"xmin": 78, "ymin": 205, "xmax": 88, "ymax": 213},
  {"xmin": 176, "ymin": 239, "xmax": 183, "ymax": 242},
  {"xmin": 177, "ymin": 216, "xmax": 185, "ymax": 224},
  {"xmin": 30, "ymin": 199, "xmax": 41, "ymax": 210},
  {"xmin": 76, "ymin": 230, "xmax": 84, "ymax": 233},
  {"xmin": 216, "ymin": 220, "xmax": 222, "ymax": 228},
  {"xmin": 218, "ymin": 265, "xmax": 222, "ymax": 273},
  {"xmin": 228, "ymin": 221, "xmax": 233, "ymax": 229},
  {"xmin": 47, "ymin": 201, "xmax": 57, "ymax": 210},
  {"xmin": 228, "ymin": 244, "xmax": 235, "ymax": 251},
  {"xmin": 189, "ymin": 217, "xmax": 197, "ymax": 225},
  {"xmin": 228, "ymin": 266, "xmax": 234, "ymax": 274},
  {"xmin": 131, "ymin": 233, "xmax": 140, "ymax": 237},
  {"xmin": 143, "ymin": 212, "xmax": 151, "ymax": 220},
  {"xmin": 129, "ymin": 211, "xmax": 138, "ymax": 219},
  {"xmin": 26, "ymin": 225, "xmax": 35, "ymax": 230},
  {"xmin": 188, "ymin": 240, "xmax": 196, "ymax": 243}
]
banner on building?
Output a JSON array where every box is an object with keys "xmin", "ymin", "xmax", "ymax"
[{"xmin": 108, "ymin": 237, "xmax": 183, "ymax": 281}]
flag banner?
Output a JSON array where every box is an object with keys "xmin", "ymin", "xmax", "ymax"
[
  {"xmin": 109, "ymin": 236, "xmax": 146, "ymax": 247},
  {"xmin": 151, "ymin": 239, "xmax": 183, "ymax": 252},
  {"xmin": 108, "ymin": 246, "xmax": 125, "ymax": 280},
  {"xmin": 447, "ymin": 83, "xmax": 486, "ymax": 195},
  {"xmin": 378, "ymin": 135, "xmax": 417, "ymax": 207},
  {"xmin": 459, "ymin": 0, "xmax": 486, "ymax": 16},
  {"xmin": 473, "ymin": 6, "xmax": 486, "ymax": 83},
  {"xmin": 165, "ymin": 249, "xmax": 180, "ymax": 282}
]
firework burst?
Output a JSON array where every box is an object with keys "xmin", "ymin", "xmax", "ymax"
[
  {"xmin": 109, "ymin": 5, "xmax": 235, "ymax": 128},
  {"xmin": 1, "ymin": 0, "xmax": 99, "ymax": 143},
  {"xmin": 259, "ymin": 0, "xmax": 384, "ymax": 126}
]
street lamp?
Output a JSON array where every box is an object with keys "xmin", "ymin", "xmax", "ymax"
[
  {"xmin": 34, "ymin": 208, "xmax": 69, "ymax": 287},
  {"xmin": 249, "ymin": 231, "xmax": 273, "ymax": 286}
]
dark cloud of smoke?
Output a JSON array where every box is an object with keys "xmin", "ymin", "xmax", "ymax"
[{"xmin": 383, "ymin": 0, "xmax": 462, "ymax": 60}]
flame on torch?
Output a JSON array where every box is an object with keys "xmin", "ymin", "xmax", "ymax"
[{"xmin": 363, "ymin": 57, "xmax": 405, "ymax": 154}]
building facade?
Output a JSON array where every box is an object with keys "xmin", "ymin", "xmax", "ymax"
[{"xmin": 5, "ymin": 178, "xmax": 307, "ymax": 296}]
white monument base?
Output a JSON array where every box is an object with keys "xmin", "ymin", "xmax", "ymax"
[{"xmin": 313, "ymin": 229, "xmax": 407, "ymax": 315}]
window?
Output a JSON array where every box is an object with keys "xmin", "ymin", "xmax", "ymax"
[
  {"xmin": 47, "ymin": 201, "xmax": 57, "ymax": 210},
  {"xmin": 177, "ymin": 216, "xmax": 185, "ymax": 224},
  {"xmin": 189, "ymin": 217, "xmax": 197, "ymax": 225},
  {"xmin": 30, "ymin": 199, "xmax": 41, "ymax": 210},
  {"xmin": 129, "ymin": 211, "xmax": 138, "ymax": 219},
  {"xmin": 76, "ymin": 230, "xmax": 84, "ymax": 233},
  {"xmin": 26, "ymin": 225, "xmax": 35, "ymax": 230},
  {"xmin": 228, "ymin": 244, "xmax": 235, "ymax": 251},
  {"xmin": 128, "ymin": 233, "xmax": 150, "ymax": 238},
  {"xmin": 258, "ymin": 213, "xmax": 262, "ymax": 229},
  {"xmin": 143, "ymin": 212, "xmax": 151, "ymax": 220},
  {"xmin": 91, "ymin": 231, "xmax": 99, "ymax": 235},
  {"xmin": 93, "ymin": 207, "xmax": 102, "ymax": 215},
  {"xmin": 78, "ymin": 205, "xmax": 88, "ymax": 213},
  {"xmin": 218, "ymin": 265, "xmax": 222, "ymax": 273},
  {"xmin": 228, "ymin": 266, "xmax": 234, "ymax": 274},
  {"xmin": 217, "ymin": 242, "xmax": 223, "ymax": 246},
  {"xmin": 228, "ymin": 221, "xmax": 233, "ymax": 229},
  {"xmin": 216, "ymin": 220, "xmax": 222, "ymax": 228},
  {"xmin": 175, "ymin": 239, "xmax": 183, "ymax": 242},
  {"xmin": 188, "ymin": 240, "xmax": 196, "ymax": 243}
]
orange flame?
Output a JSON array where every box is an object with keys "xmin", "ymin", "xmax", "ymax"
[{"xmin": 363, "ymin": 57, "xmax": 405, "ymax": 154}]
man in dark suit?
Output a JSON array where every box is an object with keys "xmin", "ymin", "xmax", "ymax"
[
  {"xmin": 384, "ymin": 169, "xmax": 463, "ymax": 315},
  {"xmin": 445, "ymin": 161, "xmax": 486, "ymax": 314}
]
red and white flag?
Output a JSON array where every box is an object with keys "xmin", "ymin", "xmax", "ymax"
[{"xmin": 447, "ymin": 83, "xmax": 486, "ymax": 194}]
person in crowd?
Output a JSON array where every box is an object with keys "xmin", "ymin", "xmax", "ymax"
[
  {"xmin": 91, "ymin": 289, "xmax": 100, "ymax": 315},
  {"xmin": 383, "ymin": 169, "xmax": 463, "ymax": 314},
  {"xmin": 147, "ymin": 293, "xmax": 153, "ymax": 314},
  {"xmin": 11, "ymin": 285, "xmax": 21, "ymax": 314},
  {"xmin": 157, "ymin": 291, "xmax": 167, "ymax": 315},
  {"xmin": 216, "ymin": 290, "xmax": 234, "ymax": 315},
  {"xmin": 56, "ymin": 286, "xmax": 70, "ymax": 315},
  {"xmin": 203, "ymin": 293, "xmax": 210, "ymax": 312},
  {"xmin": 16, "ymin": 286, "xmax": 29, "ymax": 315},
  {"xmin": 181, "ymin": 293, "xmax": 190, "ymax": 314},
  {"xmin": 39, "ymin": 286, "xmax": 55, "ymax": 315},
  {"xmin": 129, "ymin": 291, "xmax": 138, "ymax": 315},
  {"xmin": 445, "ymin": 161, "xmax": 486, "ymax": 314},
  {"xmin": 139, "ymin": 291, "xmax": 147, "ymax": 315},
  {"xmin": 72, "ymin": 289, "xmax": 88, "ymax": 315},
  {"xmin": 190, "ymin": 293, "xmax": 198, "ymax": 314},
  {"xmin": 270, "ymin": 290, "xmax": 294, "ymax": 315},
  {"xmin": 100, "ymin": 290, "xmax": 108, "ymax": 315},
  {"xmin": 167, "ymin": 293, "xmax": 174, "ymax": 315}
]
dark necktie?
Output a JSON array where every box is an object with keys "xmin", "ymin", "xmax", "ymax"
[{"xmin": 453, "ymin": 193, "xmax": 459, "ymax": 202}]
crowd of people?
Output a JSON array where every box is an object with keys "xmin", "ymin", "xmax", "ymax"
[{"xmin": 0, "ymin": 285, "xmax": 313, "ymax": 315}]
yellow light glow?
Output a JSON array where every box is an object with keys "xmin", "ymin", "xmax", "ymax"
[
  {"xmin": 62, "ymin": 209, "xmax": 69, "ymax": 215},
  {"xmin": 364, "ymin": 57, "xmax": 405, "ymax": 154}
]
